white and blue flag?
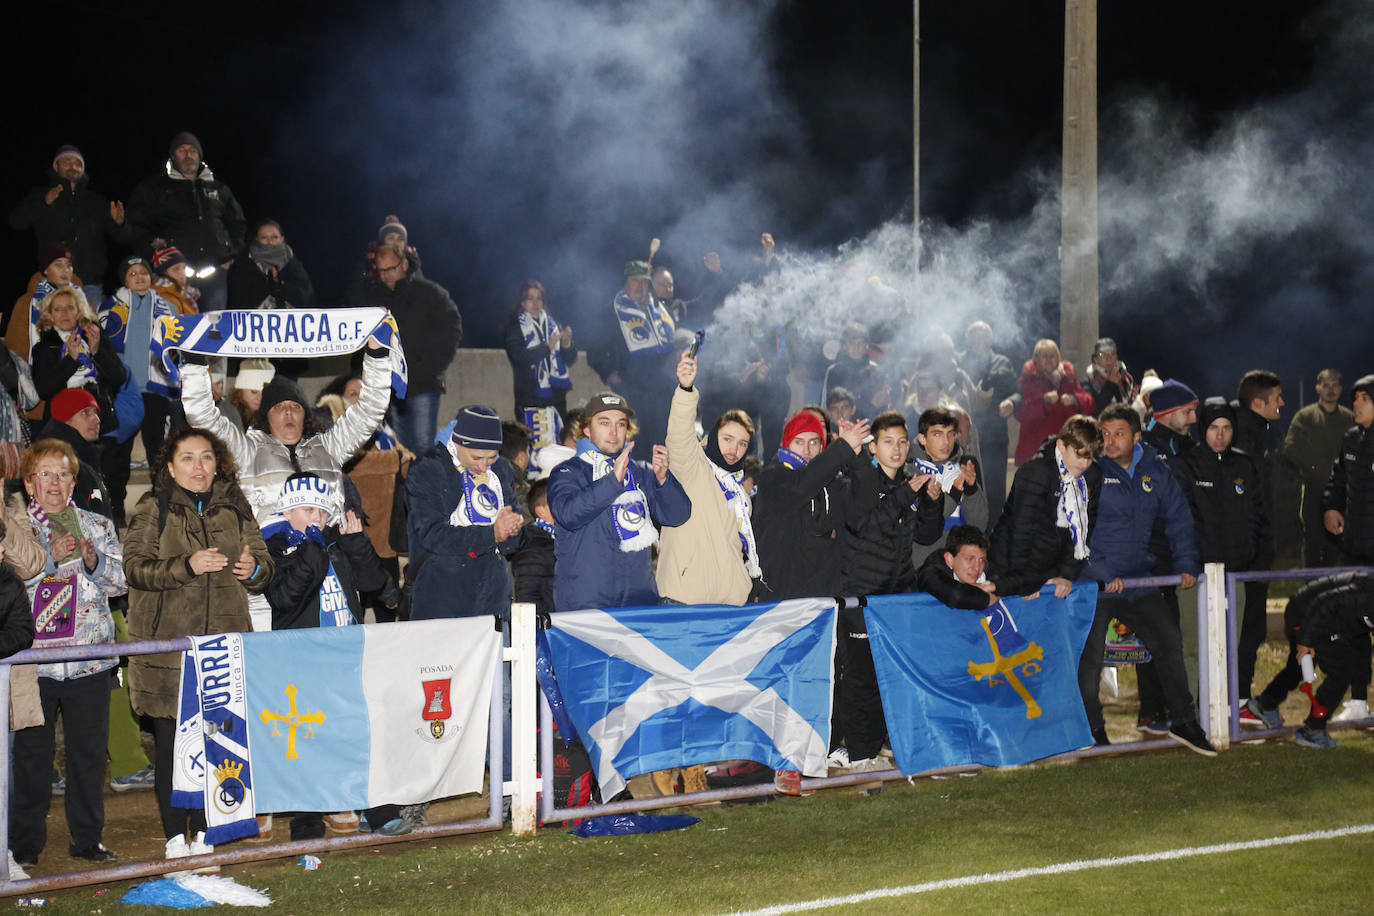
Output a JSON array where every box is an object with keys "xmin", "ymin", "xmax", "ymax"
[
  {"xmin": 175, "ymin": 619, "xmax": 499, "ymax": 821},
  {"xmin": 545, "ymin": 598, "xmax": 836, "ymax": 800},
  {"xmin": 152, "ymin": 307, "xmax": 408, "ymax": 397}
]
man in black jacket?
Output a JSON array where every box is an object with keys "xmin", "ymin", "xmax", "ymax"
[
  {"xmin": 1174, "ymin": 398, "xmax": 1270, "ymax": 724},
  {"xmin": 987, "ymin": 415, "xmax": 1103, "ymax": 600},
  {"xmin": 917, "ymin": 525, "xmax": 999, "ymax": 611},
  {"xmin": 126, "ymin": 132, "xmax": 246, "ymax": 311},
  {"xmin": 1249, "ymin": 571, "xmax": 1374, "ymax": 748},
  {"xmin": 8, "ymin": 145, "xmax": 130, "ymax": 304},
  {"xmin": 836, "ymin": 411, "xmax": 943, "ymax": 772},
  {"xmin": 1319, "ymin": 374, "xmax": 1374, "ymax": 722},
  {"xmin": 751, "ymin": 409, "xmax": 868, "ymax": 601},
  {"xmin": 354, "ymin": 241, "xmax": 462, "ymax": 453}
]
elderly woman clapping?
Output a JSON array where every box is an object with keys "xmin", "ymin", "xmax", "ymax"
[{"xmin": 10, "ymin": 439, "xmax": 126, "ymax": 869}]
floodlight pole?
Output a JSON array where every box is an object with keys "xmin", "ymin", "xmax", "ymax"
[
  {"xmin": 1060, "ymin": 0, "xmax": 1099, "ymax": 371},
  {"xmin": 913, "ymin": 0, "xmax": 921, "ymax": 284}
]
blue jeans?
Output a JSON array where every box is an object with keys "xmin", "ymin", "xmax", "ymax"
[{"xmin": 392, "ymin": 391, "xmax": 441, "ymax": 454}]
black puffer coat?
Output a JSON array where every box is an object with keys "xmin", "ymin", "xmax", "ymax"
[
  {"xmin": 987, "ymin": 437, "xmax": 1101, "ymax": 597},
  {"xmin": 916, "ymin": 549, "xmax": 991, "ymax": 610},
  {"xmin": 1323, "ymin": 422, "xmax": 1374, "ymax": 562},
  {"xmin": 508, "ymin": 522, "xmax": 555, "ymax": 617},
  {"xmin": 126, "ymin": 162, "xmax": 246, "ymax": 265},
  {"xmin": 265, "ymin": 527, "xmax": 398, "ymax": 630},
  {"xmin": 1285, "ymin": 571, "xmax": 1374, "ymax": 646},
  {"xmin": 8, "ymin": 174, "xmax": 129, "ymax": 281},
  {"xmin": 840, "ymin": 456, "xmax": 944, "ymax": 596},
  {"xmin": 751, "ymin": 440, "xmax": 856, "ymax": 601},
  {"xmin": 350, "ymin": 274, "xmax": 462, "ymax": 395}
]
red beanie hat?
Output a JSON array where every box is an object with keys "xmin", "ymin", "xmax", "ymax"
[
  {"xmin": 51, "ymin": 388, "xmax": 99, "ymax": 424},
  {"xmin": 781, "ymin": 411, "xmax": 826, "ymax": 450}
]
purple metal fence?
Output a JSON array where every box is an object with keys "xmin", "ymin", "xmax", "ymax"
[{"xmin": 0, "ymin": 633, "xmax": 505, "ymax": 897}]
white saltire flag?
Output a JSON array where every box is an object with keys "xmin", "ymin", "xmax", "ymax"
[{"xmin": 545, "ymin": 598, "xmax": 836, "ymax": 800}]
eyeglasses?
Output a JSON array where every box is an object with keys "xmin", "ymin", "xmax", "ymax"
[
  {"xmin": 30, "ymin": 470, "xmax": 73, "ymax": 482},
  {"xmin": 377, "ymin": 262, "xmax": 404, "ymax": 275}
]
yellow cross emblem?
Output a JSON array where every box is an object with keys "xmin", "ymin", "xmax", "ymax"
[
  {"xmin": 967, "ymin": 617, "xmax": 1044, "ymax": 719},
  {"xmin": 260, "ymin": 684, "xmax": 325, "ymax": 760}
]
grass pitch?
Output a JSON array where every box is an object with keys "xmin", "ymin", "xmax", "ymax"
[{"xmin": 37, "ymin": 729, "xmax": 1374, "ymax": 915}]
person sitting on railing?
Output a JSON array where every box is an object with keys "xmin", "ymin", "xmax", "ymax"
[
  {"xmin": 986, "ymin": 414, "xmax": 1103, "ymax": 602},
  {"xmin": 1172, "ymin": 398, "xmax": 1270, "ymax": 728},
  {"xmin": 124, "ymin": 426, "xmax": 273, "ymax": 860},
  {"xmin": 1077, "ymin": 405, "xmax": 1213, "ymax": 757},
  {"xmin": 1248, "ymin": 570, "xmax": 1374, "ymax": 748},
  {"xmin": 11, "ymin": 439, "xmax": 127, "ymax": 870}
]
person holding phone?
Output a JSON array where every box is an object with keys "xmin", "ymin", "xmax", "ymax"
[{"xmin": 123, "ymin": 427, "xmax": 272, "ymax": 865}]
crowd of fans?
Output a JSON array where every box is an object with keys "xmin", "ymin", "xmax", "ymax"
[{"xmin": 3, "ymin": 137, "xmax": 1373, "ymax": 878}]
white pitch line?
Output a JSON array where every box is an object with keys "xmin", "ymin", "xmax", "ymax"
[{"xmin": 717, "ymin": 823, "xmax": 1374, "ymax": 916}]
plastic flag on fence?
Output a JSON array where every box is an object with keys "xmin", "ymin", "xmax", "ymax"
[
  {"xmin": 863, "ymin": 585, "xmax": 1099, "ymax": 775},
  {"xmin": 545, "ymin": 598, "xmax": 836, "ymax": 800}
]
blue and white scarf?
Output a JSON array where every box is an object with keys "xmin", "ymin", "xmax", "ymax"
[
  {"xmin": 521, "ymin": 406, "xmax": 564, "ymax": 453},
  {"xmin": 153, "ymin": 307, "xmax": 409, "ymax": 398},
  {"xmin": 532, "ymin": 518, "xmax": 556, "ymax": 537},
  {"xmin": 578, "ymin": 446, "xmax": 656, "ymax": 552},
  {"xmin": 100, "ymin": 286, "xmax": 179, "ymax": 396},
  {"xmin": 711, "ymin": 462, "xmax": 761, "ymax": 578},
  {"xmin": 172, "ymin": 633, "xmax": 258, "ymax": 844},
  {"xmin": 517, "ymin": 310, "xmax": 571, "ymax": 399},
  {"xmin": 317, "ymin": 562, "xmax": 352, "ymax": 627},
  {"xmin": 611, "ymin": 291, "xmax": 675, "ymax": 357},
  {"xmin": 912, "ymin": 455, "xmax": 966, "ymax": 529},
  {"xmin": 777, "ymin": 447, "xmax": 808, "ymax": 470},
  {"xmin": 1055, "ymin": 448, "xmax": 1091, "ymax": 560},
  {"xmin": 446, "ymin": 441, "xmax": 506, "ymax": 528}
]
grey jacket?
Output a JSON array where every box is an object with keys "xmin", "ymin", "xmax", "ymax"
[
  {"xmin": 909, "ymin": 441, "xmax": 990, "ymax": 569},
  {"xmin": 180, "ymin": 353, "xmax": 391, "ymax": 528}
]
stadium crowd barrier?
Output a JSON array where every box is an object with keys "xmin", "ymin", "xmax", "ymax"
[
  {"xmin": 0, "ymin": 605, "xmax": 535, "ymax": 897},
  {"xmin": 6, "ymin": 567, "xmax": 1374, "ymax": 895}
]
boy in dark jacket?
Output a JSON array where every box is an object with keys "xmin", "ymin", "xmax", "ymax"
[
  {"xmin": 1174, "ymin": 397, "xmax": 1270, "ymax": 723},
  {"xmin": 987, "ymin": 415, "xmax": 1103, "ymax": 599},
  {"xmin": 508, "ymin": 478, "xmax": 555, "ymax": 620},
  {"xmin": 917, "ymin": 525, "xmax": 999, "ymax": 611},
  {"xmin": 264, "ymin": 474, "xmax": 400, "ymax": 839},
  {"xmin": 751, "ymin": 409, "xmax": 868, "ymax": 601},
  {"xmin": 407, "ymin": 406, "xmax": 525, "ymax": 621},
  {"xmin": 1249, "ymin": 571, "xmax": 1374, "ymax": 748},
  {"xmin": 836, "ymin": 411, "xmax": 944, "ymax": 772}
]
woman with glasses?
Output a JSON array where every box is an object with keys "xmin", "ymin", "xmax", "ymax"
[
  {"xmin": 10, "ymin": 439, "xmax": 126, "ymax": 869},
  {"xmin": 124, "ymin": 427, "xmax": 272, "ymax": 865}
]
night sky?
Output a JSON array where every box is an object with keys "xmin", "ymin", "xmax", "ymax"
[{"xmin": 4, "ymin": 0, "xmax": 1365, "ymax": 415}]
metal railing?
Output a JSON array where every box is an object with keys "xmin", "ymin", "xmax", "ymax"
[
  {"xmin": 535, "ymin": 573, "xmax": 1230, "ymax": 826},
  {"xmin": 0, "ymin": 615, "xmax": 518, "ymax": 897},
  {"xmin": 1223, "ymin": 566, "xmax": 1374, "ymax": 740}
]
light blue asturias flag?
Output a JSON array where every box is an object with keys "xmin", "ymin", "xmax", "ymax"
[
  {"xmin": 546, "ymin": 598, "xmax": 836, "ymax": 800},
  {"xmin": 864, "ymin": 585, "xmax": 1098, "ymax": 776}
]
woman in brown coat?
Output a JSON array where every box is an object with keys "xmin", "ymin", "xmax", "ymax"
[{"xmin": 124, "ymin": 426, "xmax": 272, "ymax": 862}]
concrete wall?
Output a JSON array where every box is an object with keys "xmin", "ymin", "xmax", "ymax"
[{"xmin": 295, "ymin": 349, "xmax": 607, "ymax": 427}]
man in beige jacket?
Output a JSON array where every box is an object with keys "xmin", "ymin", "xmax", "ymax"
[{"xmin": 656, "ymin": 352, "xmax": 759, "ymax": 606}]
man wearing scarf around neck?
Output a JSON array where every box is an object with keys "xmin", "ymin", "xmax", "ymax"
[
  {"xmin": 986, "ymin": 414, "xmax": 1103, "ymax": 601},
  {"xmin": 751, "ymin": 408, "xmax": 870, "ymax": 602},
  {"xmin": 406, "ymin": 406, "xmax": 524, "ymax": 622},
  {"xmin": 548, "ymin": 392, "xmax": 690, "ymax": 612},
  {"xmin": 656, "ymin": 352, "xmax": 759, "ymax": 605}
]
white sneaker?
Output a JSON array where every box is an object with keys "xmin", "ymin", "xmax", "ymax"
[
  {"xmin": 826, "ymin": 747, "xmax": 851, "ymax": 769},
  {"xmin": 188, "ymin": 831, "xmax": 220, "ymax": 874},
  {"xmin": 7, "ymin": 849, "xmax": 29, "ymax": 881},
  {"xmin": 165, "ymin": 833, "xmax": 192, "ymax": 877},
  {"xmin": 1330, "ymin": 699, "xmax": 1371, "ymax": 723}
]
